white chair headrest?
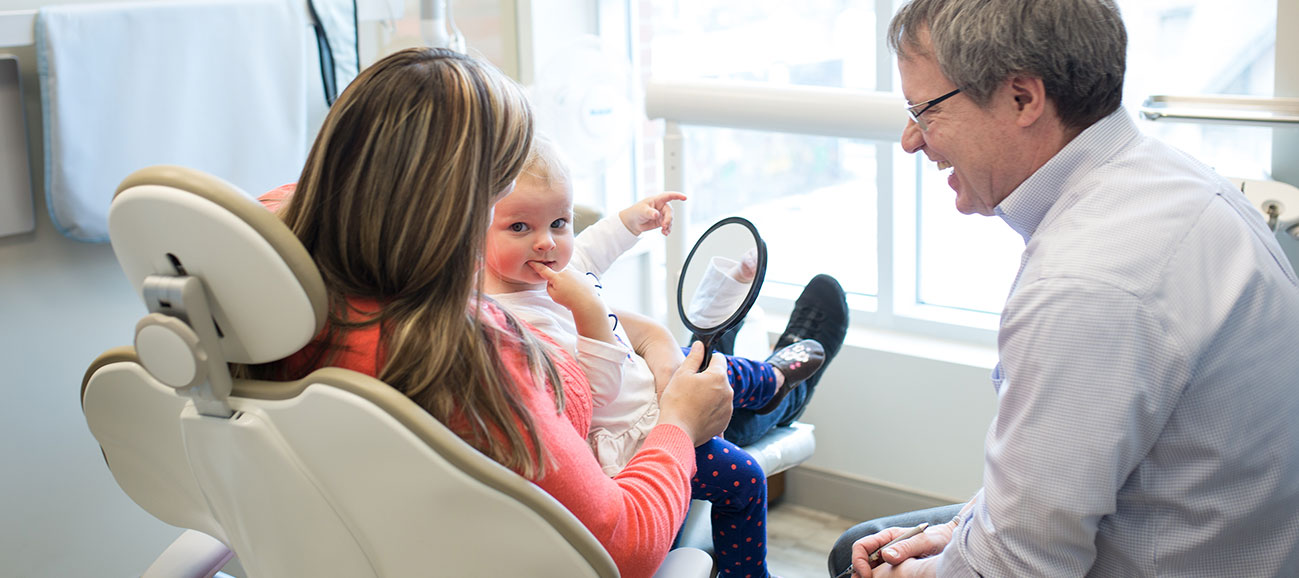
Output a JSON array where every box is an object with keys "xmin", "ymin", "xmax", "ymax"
[{"xmin": 108, "ymin": 165, "xmax": 327, "ymax": 364}]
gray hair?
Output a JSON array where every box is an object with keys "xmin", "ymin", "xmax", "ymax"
[{"xmin": 888, "ymin": 0, "xmax": 1126, "ymax": 131}]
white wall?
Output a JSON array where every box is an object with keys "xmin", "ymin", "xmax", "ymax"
[
  {"xmin": 788, "ymin": 334, "xmax": 997, "ymax": 521},
  {"xmin": 0, "ymin": 39, "xmax": 184, "ymax": 577},
  {"xmin": 0, "ymin": 2, "xmax": 321, "ymax": 574}
]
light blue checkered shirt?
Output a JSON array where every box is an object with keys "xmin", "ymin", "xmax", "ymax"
[{"xmin": 937, "ymin": 109, "xmax": 1299, "ymax": 577}]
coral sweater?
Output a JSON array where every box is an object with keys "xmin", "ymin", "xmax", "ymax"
[{"xmin": 263, "ymin": 186, "xmax": 696, "ymax": 577}]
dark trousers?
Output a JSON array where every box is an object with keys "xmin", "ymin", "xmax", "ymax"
[{"xmin": 693, "ymin": 436, "xmax": 771, "ymax": 577}]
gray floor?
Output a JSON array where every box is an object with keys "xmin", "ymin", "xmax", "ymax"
[{"xmin": 766, "ymin": 503, "xmax": 857, "ymax": 578}]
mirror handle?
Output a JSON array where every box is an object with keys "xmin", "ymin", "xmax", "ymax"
[{"xmin": 693, "ymin": 332, "xmax": 718, "ymax": 372}]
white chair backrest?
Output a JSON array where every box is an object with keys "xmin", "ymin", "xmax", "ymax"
[{"xmin": 82, "ymin": 166, "xmax": 618, "ymax": 577}]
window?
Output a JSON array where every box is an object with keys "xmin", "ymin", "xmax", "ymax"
[
  {"xmin": 637, "ymin": 0, "xmax": 1281, "ymax": 338},
  {"xmin": 1120, "ymin": 0, "xmax": 1276, "ymax": 181},
  {"xmin": 670, "ymin": 129, "xmax": 881, "ymax": 301},
  {"xmin": 910, "ymin": 0, "xmax": 1277, "ymax": 320},
  {"xmin": 641, "ymin": 0, "xmax": 891, "ymax": 317}
]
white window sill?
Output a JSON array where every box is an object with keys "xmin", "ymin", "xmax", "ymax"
[{"xmin": 757, "ymin": 307, "xmax": 999, "ymax": 371}]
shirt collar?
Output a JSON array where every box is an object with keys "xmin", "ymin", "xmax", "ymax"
[{"xmin": 994, "ymin": 108, "xmax": 1140, "ymax": 242}]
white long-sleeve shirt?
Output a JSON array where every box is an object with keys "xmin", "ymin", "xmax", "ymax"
[
  {"xmin": 491, "ymin": 216, "xmax": 661, "ymax": 475},
  {"xmin": 937, "ymin": 109, "xmax": 1299, "ymax": 577}
]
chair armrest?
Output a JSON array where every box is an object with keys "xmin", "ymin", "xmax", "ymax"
[
  {"xmin": 654, "ymin": 546, "xmax": 714, "ymax": 578},
  {"xmin": 744, "ymin": 421, "xmax": 816, "ymax": 476},
  {"xmin": 142, "ymin": 530, "xmax": 235, "ymax": 578}
]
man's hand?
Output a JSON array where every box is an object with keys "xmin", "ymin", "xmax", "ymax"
[
  {"xmin": 846, "ymin": 520, "xmax": 955, "ymax": 577},
  {"xmin": 845, "ymin": 557, "xmax": 937, "ymax": 578},
  {"xmin": 619, "ymin": 192, "xmax": 688, "ymax": 236}
]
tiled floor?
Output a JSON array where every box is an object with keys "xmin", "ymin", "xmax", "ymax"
[{"xmin": 765, "ymin": 502, "xmax": 858, "ymax": 578}]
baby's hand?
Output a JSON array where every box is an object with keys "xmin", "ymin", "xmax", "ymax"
[
  {"xmin": 529, "ymin": 262, "xmax": 615, "ymax": 344},
  {"xmin": 732, "ymin": 247, "xmax": 760, "ymax": 283},
  {"xmin": 528, "ymin": 261, "xmax": 604, "ymax": 313},
  {"xmin": 619, "ymin": 191, "xmax": 688, "ymax": 236}
]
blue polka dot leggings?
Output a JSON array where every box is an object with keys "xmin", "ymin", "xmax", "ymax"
[
  {"xmin": 679, "ymin": 347, "xmax": 779, "ymax": 410},
  {"xmin": 694, "ymin": 436, "xmax": 769, "ymax": 578}
]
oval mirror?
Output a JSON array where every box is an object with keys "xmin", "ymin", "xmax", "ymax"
[{"xmin": 677, "ymin": 216, "xmax": 767, "ymax": 369}]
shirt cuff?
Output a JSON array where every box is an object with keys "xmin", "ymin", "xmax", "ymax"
[
  {"xmin": 595, "ymin": 214, "xmax": 642, "ymax": 248},
  {"xmin": 937, "ymin": 491, "xmax": 987, "ymax": 578},
  {"xmin": 934, "ymin": 551, "xmax": 980, "ymax": 578},
  {"xmin": 576, "ymin": 335, "xmax": 631, "ymax": 363}
]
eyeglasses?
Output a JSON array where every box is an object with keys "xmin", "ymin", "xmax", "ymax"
[{"xmin": 906, "ymin": 88, "xmax": 962, "ymax": 131}]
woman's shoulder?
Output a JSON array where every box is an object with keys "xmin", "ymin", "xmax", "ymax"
[{"xmin": 258, "ymin": 183, "xmax": 297, "ymax": 213}]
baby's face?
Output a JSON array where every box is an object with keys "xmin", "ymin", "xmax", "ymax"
[{"xmin": 484, "ymin": 175, "xmax": 575, "ymax": 294}]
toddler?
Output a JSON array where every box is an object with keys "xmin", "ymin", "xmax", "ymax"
[{"xmin": 484, "ymin": 136, "xmax": 824, "ymax": 577}]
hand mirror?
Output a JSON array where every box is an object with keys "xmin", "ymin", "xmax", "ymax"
[{"xmin": 676, "ymin": 216, "xmax": 767, "ymax": 370}]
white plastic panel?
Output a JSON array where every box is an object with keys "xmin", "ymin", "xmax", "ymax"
[
  {"xmin": 653, "ymin": 547, "xmax": 713, "ymax": 578},
  {"xmin": 81, "ymin": 362, "xmax": 226, "ymax": 543},
  {"xmin": 87, "ymin": 364, "xmax": 613, "ymax": 576},
  {"xmin": 182, "ymin": 406, "xmax": 381, "ymax": 578},
  {"xmin": 196, "ymin": 385, "xmax": 606, "ymax": 577}
]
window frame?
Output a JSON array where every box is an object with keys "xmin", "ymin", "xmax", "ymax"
[{"xmin": 564, "ymin": 0, "xmax": 1295, "ymax": 346}]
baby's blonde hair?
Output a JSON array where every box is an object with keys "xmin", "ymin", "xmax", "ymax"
[{"xmin": 520, "ymin": 133, "xmax": 571, "ymax": 191}]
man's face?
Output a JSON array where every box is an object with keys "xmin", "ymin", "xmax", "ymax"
[
  {"xmin": 897, "ymin": 35, "xmax": 1023, "ymax": 216},
  {"xmin": 483, "ymin": 175, "xmax": 575, "ymax": 294}
]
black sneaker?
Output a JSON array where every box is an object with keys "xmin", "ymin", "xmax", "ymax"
[{"xmin": 774, "ymin": 274, "xmax": 848, "ymax": 425}]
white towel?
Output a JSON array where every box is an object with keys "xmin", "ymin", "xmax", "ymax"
[{"xmin": 37, "ymin": 0, "xmax": 308, "ymax": 242}]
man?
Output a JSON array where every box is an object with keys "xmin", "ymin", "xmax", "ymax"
[{"xmin": 827, "ymin": 0, "xmax": 1299, "ymax": 576}]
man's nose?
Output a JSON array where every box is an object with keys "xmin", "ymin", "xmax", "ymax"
[{"xmin": 901, "ymin": 118, "xmax": 924, "ymax": 154}]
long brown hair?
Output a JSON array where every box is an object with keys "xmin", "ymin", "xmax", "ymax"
[{"xmin": 275, "ymin": 47, "xmax": 563, "ymax": 477}]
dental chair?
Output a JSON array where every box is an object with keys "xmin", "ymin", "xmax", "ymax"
[{"xmin": 80, "ymin": 165, "xmax": 713, "ymax": 577}]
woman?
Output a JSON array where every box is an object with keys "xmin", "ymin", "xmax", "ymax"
[{"xmin": 252, "ymin": 47, "xmax": 734, "ymax": 577}]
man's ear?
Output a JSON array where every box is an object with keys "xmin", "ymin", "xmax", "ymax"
[{"xmin": 1007, "ymin": 75, "xmax": 1047, "ymax": 127}]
